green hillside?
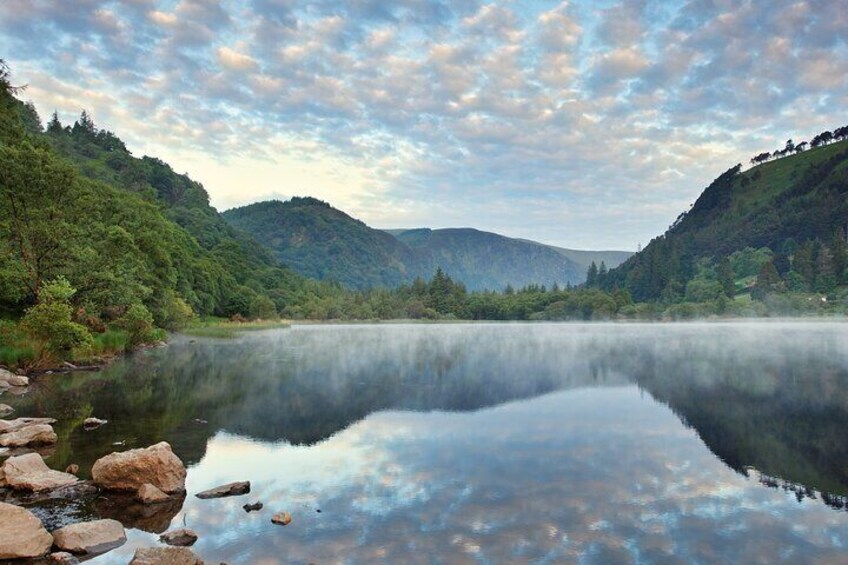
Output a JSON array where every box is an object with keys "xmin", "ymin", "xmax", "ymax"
[
  {"xmin": 0, "ymin": 63, "xmax": 350, "ymax": 340},
  {"xmin": 224, "ymin": 202, "xmax": 595, "ymax": 291},
  {"xmin": 223, "ymin": 198, "xmax": 418, "ymax": 290},
  {"xmin": 597, "ymin": 135, "xmax": 848, "ymax": 303}
]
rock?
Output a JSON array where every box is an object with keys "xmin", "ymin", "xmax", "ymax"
[
  {"xmin": 195, "ymin": 480, "xmax": 250, "ymax": 499},
  {"xmin": 129, "ymin": 547, "xmax": 205, "ymax": 565},
  {"xmin": 92, "ymin": 441, "xmax": 186, "ymax": 493},
  {"xmin": 52, "ymin": 519, "xmax": 126, "ymax": 555},
  {"xmin": 65, "ymin": 464, "xmax": 80, "ymax": 475},
  {"xmin": 0, "ymin": 417, "xmax": 57, "ymax": 434},
  {"xmin": 138, "ymin": 483, "xmax": 170, "ymax": 504},
  {"xmin": 243, "ymin": 501, "xmax": 263, "ymax": 512},
  {"xmin": 83, "ymin": 417, "xmax": 107, "ymax": 429},
  {"xmin": 0, "ymin": 404, "xmax": 13, "ymax": 417},
  {"xmin": 7, "ymin": 375, "xmax": 28, "ymax": 387},
  {"xmin": 159, "ymin": 528, "xmax": 198, "ymax": 547},
  {"xmin": 271, "ymin": 511, "xmax": 292, "ymax": 526},
  {"xmin": 49, "ymin": 551, "xmax": 80, "ymax": 564},
  {"xmin": 0, "ymin": 369, "xmax": 27, "ymax": 387},
  {"xmin": 0, "ymin": 501, "xmax": 53, "ymax": 559},
  {"xmin": 2, "ymin": 452, "xmax": 78, "ymax": 491},
  {"xmin": 0, "ymin": 423, "xmax": 57, "ymax": 447}
]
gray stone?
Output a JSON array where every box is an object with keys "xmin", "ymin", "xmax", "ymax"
[
  {"xmin": 0, "ymin": 417, "xmax": 57, "ymax": 434},
  {"xmin": 83, "ymin": 417, "xmax": 107, "ymax": 429},
  {"xmin": 195, "ymin": 480, "xmax": 250, "ymax": 499},
  {"xmin": 0, "ymin": 404, "xmax": 13, "ymax": 417}
]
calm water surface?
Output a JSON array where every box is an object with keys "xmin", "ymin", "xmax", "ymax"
[{"xmin": 3, "ymin": 322, "xmax": 848, "ymax": 564}]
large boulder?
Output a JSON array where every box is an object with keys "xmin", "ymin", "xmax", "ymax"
[
  {"xmin": 0, "ymin": 423, "xmax": 57, "ymax": 447},
  {"xmin": 0, "ymin": 501, "xmax": 53, "ymax": 559},
  {"xmin": 92, "ymin": 442, "xmax": 186, "ymax": 494},
  {"xmin": 129, "ymin": 547, "xmax": 205, "ymax": 565},
  {"xmin": 52, "ymin": 519, "xmax": 126, "ymax": 555},
  {"xmin": 2, "ymin": 452, "xmax": 78, "ymax": 491},
  {"xmin": 195, "ymin": 480, "xmax": 250, "ymax": 499}
]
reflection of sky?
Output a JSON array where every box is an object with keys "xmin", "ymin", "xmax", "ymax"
[{"xmin": 89, "ymin": 384, "xmax": 848, "ymax": 564}]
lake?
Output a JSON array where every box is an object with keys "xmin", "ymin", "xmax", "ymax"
[{"xmin": 3, "ymin": 322, "xmax": 848, "ymax": 563}]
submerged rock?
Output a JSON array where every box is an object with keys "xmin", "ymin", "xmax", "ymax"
[
  {"xmin": 138, "ymin": 483, "xmax": 170, "ymax": 504},
  {"xmin": 51, "ymin": 519, "xmax": 127, "ymax": 555},
  {"xmin": 243, "ymin": 501, "xmax": 263, "ymax": 512},
  {"xmin": 159, "ymin": 528, "xmax": 198, "ymax": 547},
  {"xmin": 0, "ymin": 501, "xmax": 53, "ymax": 559},
  {"xmin": 0, "ymin": 423, "xmax": 57, "ymax": 447},
  {"xmin": 195, "ymin": 480, "xmax": 250, "ymax": 499},
  {"xmin": 271, "ymin": 511, "xmax": 292, "ymax": 526},
  {"xmin": 129, "ymin": 547, "xmax": 205, "ymax": 565},
  {"xmin": 92, "ymin": 441, "xmax": 186, "ymax": 494},
  {"xmin": 2, "ymin": 452, "xmax": 78, "ymax": 492}
]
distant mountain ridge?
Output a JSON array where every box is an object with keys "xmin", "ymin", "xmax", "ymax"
[{"xmin": 223, "ymin": 200, "xmax": 633, "ymax": 291}]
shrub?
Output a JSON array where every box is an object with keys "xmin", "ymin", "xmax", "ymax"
[
  {"xmin": 115, "ymin": 303, "xmax": 156, "ymax": 348},
  {"xmin": 21, "ymin": 277, "xmax": 93, "ymax": 359}
]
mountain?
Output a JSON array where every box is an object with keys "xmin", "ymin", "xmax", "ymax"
[
  {"xmin": 538, "ymin": 246, "xmax": 633, "ymax": 277},
  {"xmin": 392, "ymin": 227, "xmax": 585, "ymax": 290},
  {"xmin": 598, "ymin": 135, "xmax": 848, "ymax": 301},
  {"xmin": 224, "ymin": 201, "xmax": 627, "ymax": 291},
  {"xmin": 223, "ymin": 199, "xmax": 418, "ymax": 290}
]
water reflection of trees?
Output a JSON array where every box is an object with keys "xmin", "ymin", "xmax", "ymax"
[{"xmin": 12, "ymin": 323, "xmax": 848, "ymax": 514}]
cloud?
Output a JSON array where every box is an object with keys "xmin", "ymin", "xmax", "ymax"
[
  {"xmin": 217, "ymin": 46, "xmax": 259, "ymax": 71},
  {"xmin": 0, "ymin": 0, "xmax": 846, "ymax": 250}
]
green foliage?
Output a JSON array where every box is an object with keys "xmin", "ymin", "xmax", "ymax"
[
  {"xmin": 115, "ymin": 303, "xmax": 156, "ymax": 348},
  {"xmin": 21, "ymin": 277, "xmax": 93, "ymax": 359}
]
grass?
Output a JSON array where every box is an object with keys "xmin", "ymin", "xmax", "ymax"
[
  {"xmin": 182, "ymin": 318, "xmax": 291, "ymax": 339},
  {"xmin": 735, "ymin": 139, "xmax": 848, "ymax": 214}
]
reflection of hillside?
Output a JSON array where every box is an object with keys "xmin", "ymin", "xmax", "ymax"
[
  {"xmin": 595, "ymin": 324, "xmax": 848, "ymax": 509},
  {"xmin": 14, "ymin": 323, "xmax": 848, "ymax": 516}
]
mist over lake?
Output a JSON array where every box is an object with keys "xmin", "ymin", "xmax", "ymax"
[{"xmin": 3, "ymin": 321, "xmax": 847, "ymax": 563}]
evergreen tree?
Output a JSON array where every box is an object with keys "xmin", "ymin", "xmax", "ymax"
[
  {"xmin": 586, "ymin": 261, "xmax": 598, "ymax": 287},
  {"xmin": 46, "ymin": 110, "xmax": 62, "ymax": 134},
  {"xmin": 717, "ymin": 257, "xmax": 735, "ymax": 298}
]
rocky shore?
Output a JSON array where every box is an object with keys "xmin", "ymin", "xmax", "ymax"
[{"xmin": 0, "ymin": 368, "xmax": 290, "ymax": 564}]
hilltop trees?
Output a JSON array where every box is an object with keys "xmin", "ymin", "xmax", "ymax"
[{"xmin": 749, "ymin": 124, "xmax": 848, "ymax": 166}]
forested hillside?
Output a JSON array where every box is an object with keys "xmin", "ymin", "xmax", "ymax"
[
  {"xmin": 596, "ymin": 133, "xmax": 848, "ymax": 304},
  {"xmin": 223, "ymin": 199, "xmax": 419, "ymax": 290},
  {"xmin": 224, "ymin": 202, "xmax": 602, "ymax": 291},
  {"xmin": 0, "ymin": 62, "xmax": 344, "ymax": 339}
]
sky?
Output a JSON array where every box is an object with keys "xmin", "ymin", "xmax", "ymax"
[{"xmin": 1, "ymin": 1, "xmax": 847, "ymax": 250}]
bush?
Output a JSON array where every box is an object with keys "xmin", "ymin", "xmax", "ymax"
[
  {"xmin": 115, "ymin": 303, "xmax": 156, "ymax": 348},
  {"xmin": 21, "ymin": 277, "xmax": 93, "ymax": 359}
]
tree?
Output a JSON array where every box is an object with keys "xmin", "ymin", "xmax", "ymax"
[
  {"xmin": 752, "ymin": 261, "xmax": 782, "ymax": 300},
  {"xmin": 717, "ymin": 257, "xmax": 735, "ymax": 298},
  {"xmin": 0, "ymin": 142, "xmax": 78, "ymax": 298},
  {"xmin": 46, "ymin": 110, "xmax": 63, "ymax": 134},
  {"xmin": 586, "ymin": 261, "xmax": 599, "ymax": 287}
]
